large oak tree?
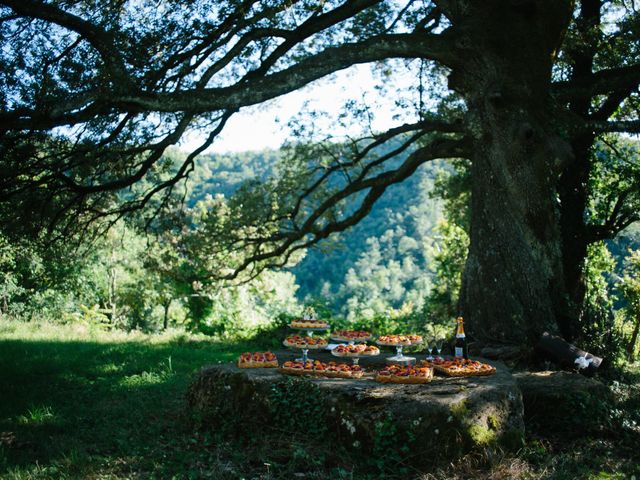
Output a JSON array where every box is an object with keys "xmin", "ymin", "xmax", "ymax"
[{"xmin": 1, "ymin": 0, "xmax": 639, "ymax": 344}]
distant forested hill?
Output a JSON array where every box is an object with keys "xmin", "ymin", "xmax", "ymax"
[
  {"xmin": 186, "ymin": 147, "xmax": 446, "ymax": 317},
  {"xmin": 186, "ymin": 147, "xmax": 640, "ymax": 319}
]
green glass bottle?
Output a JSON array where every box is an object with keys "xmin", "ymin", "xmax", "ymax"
[{"xmin": 454, "ymin": 316, "xmax": 468, "ymax": 359}]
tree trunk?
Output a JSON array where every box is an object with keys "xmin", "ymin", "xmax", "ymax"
[
  {"xmin": 557, "ymin": 0, "xmax": 603, "ymax": 341},
  {"xmin": 108, "ymin": 266, "xmax": 117, "ymax": 324},
  {"xmin": 446, "ymin": 0, "xmax": 574, "ymax": 344},
  {"xmin": 163, "ymin": 300, "xmax": 171, "ymax": 330},
  {"xmin": 627, "ymin": 312, "xmax": 640, "ymax": 361},
  {"xmin": 557, "ymin": 136, "xmax": 592, "ymax": 341}
]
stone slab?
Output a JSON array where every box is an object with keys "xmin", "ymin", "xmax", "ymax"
[
  {"xmin": 187, "ymin": 354, "xmax": 524, "ymax": 468},
  {"xmin": 515, "ymin": 370, "xmax": 612, "ymax": 435}
]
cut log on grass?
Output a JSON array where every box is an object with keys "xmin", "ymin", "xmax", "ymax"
[{"xmin": 535, "ymin": 332, "xmax": 603, "ymax": 376}]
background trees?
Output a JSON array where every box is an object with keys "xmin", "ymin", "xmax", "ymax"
[{"xmin": 0, "ymin": 0, "xmax": 639, "ymax": 346}]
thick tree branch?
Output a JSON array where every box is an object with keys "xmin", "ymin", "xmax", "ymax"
[
  {"xmin": 552, "ymin": 63, "xmax": 640, "ymax": 102},
  {"xmin": 220, "ymin": 136, "xmax": 469, "ymax": 280},
  {"xmin": 0, "ymin": 0, "xmax": 132, "ymax": 86},
  {"xmin": 587, "ymin": 187, "xmax": 640, "ymax": 242},
  {"xmin": 589, "ymin": 119, "xmax": 640, "ymax": 134},
  {"xmin": 0, "ymin": 32, "xmax": 454, "ymax": 131}
]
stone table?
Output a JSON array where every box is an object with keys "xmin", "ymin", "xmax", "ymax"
[{"xmin": 187, "ymin": 353, "xmax": 524, "ymax": 468}]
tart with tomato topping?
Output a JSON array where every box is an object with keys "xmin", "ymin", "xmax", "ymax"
[
  {"xmin": 283, "ymin": 335, "xmax": 328, "ymax": 349},
  {"xmin": 376, "ymin": 334, "xmax": 423, "ymax": 346},
  {"xmin": 279, "ymin": 360, "xmax": 363, "ymax": 378},
  {"xmin": 375, "ymin": 365, "xmax": 433, "ymax": 383},
  {"xmin": 332, "ymin": 343, "xmax": 380, "ymax": 357},
  {"xmin": 237, "ymin": 351, "xmax": 278, "ymax": 368},
  {"xmin": 375, "ymin": 364, "xmax": 433, "ymax": 384},
  {"xmin": 422, "ymin": 357, "xmax": 496, "ymax": 377},
  {"xmin": 289, "ymin": 319, "xmax": 330, "ymax": 329},
  {"xmin": 331, "ymin": 329, "xmax": 373, "ymax": 342}
]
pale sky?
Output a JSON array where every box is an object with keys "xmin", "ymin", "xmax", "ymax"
[{"xmin": 180, "ymin": 63, "xmax": 419, "ymax": 153}]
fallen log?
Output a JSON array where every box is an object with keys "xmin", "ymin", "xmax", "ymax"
[{"xmin": 535, "ymin": 332, "xmax": 603, "ymax": 376}]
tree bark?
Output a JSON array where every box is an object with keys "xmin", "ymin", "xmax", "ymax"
[
  {"xmin": 108, "ymin": 265, "xmax": 117, "ymax": 324},
  {"xmin": 557, "ymin": 0, "xmax": 603, "ymax": 341},
  {"xmin": 557, "ymin": 136, "xmax": 592, "ymax": 341},
  {"xmin": 535, "ymin": 332, "xmax": 603, "ymax": 376},
  {"xmin": 446, "ymin": 0, "xmax": 574, "ymax": 344},
  {"xmin": 163, "ymin": 300, "xmax": 171, "ymax": 330},
  {"xmin": 627, "ymin": 312, "xmax": 640, "ymax": 361}
]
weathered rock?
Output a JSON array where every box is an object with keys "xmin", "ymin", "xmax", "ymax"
[
  {"xmin": 515, "ymin": 371, "xmax": 613, "ymax": 435},
  {"xmin": 187, "ymin": 351, "xmax": 524, "ymax": 468}
]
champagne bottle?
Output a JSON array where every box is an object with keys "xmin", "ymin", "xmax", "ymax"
[{"xmin": 454, "ymin": 316, "xmax": 468, "ymax": 359}]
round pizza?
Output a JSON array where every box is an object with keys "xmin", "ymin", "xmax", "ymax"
[
  {"xmin": 424, "ymin": 357, "xmax": 496, "ymax": 377},
  {"xmin": 289, "ymin": 319, "xmax": 330, "ymax": 329},
  {"xmin": 283, "ymin": 335, "xmax": 328, "ymax": 349},
  {"xmin": 330, "ymin": 329, "xmax": 373, "ymax": 342},
  {"xmin": 331, "ymin": 343, "xmax": 380, "ymax": 357},
  {"xmin": 279, "ymin": 360, "xmax": 363, "ymax": 378},
  {"xmin": 375, "ymin": 364, "xmax": 433, "ymax": 384},
  {"xmin": 237, "ymin": 351, "xmax": 278, "ymax": 368},
  {"xmin": 376, "ymin": 334, "xmax": 423, "ymax": 346}
]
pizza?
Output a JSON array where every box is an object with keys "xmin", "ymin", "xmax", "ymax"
[
  {"xmin": 331, "ymin": 329, "xmax": 373, "ymax": 342},
  {"xmin": 376, "ymin": 334, "xmax": 423, "ymax": 346},
  {"xmin": 374, "ymin": 364, "xmax": 433, "ymax": 384},
  {"xmin": 423, "ymin": 357, "xmax": 496, "ymax": 377},
  {"xmin": 331, "ymin": 343, "xmax": 380, "ymax": 357},
  {"xmin": 237, "ymin": 351, "xmax": 278, "ymax": 368},
  {"xmin": 283, "ymin": 335, "xmax": 328, "ymax": 349},
  {"xmin": 289, "ymin": 319, "xmax": 330, "ymax": 329},
  {"xmin": 279, "ymin": 360, "xmax": 364, "ymax": 378}
]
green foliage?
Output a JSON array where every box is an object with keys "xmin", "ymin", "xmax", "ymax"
[
  {"xmin": 268, "ymin": 378, "xmax": 329, "ymax": 437},
  {"xmin": 587, "ymin": 137, "xmax": 640, "ymax": 230},
  {"xmin": 423, "ymin": 160, "xmax": 471, "ymax": 326},
  {"xmin": 617, "ymin": 248, "xmax": 640, "ymax": 359},
  {"xmin": 424, "ymin": 219, "xmax": 469, "ymax": 324},
  {"xmin": 580, "ymin": 242, "xmax": 625, "ymax": 358},
  {"xmin": 369, "ymin": 413, "xmax": 419, "ymax": 475}
]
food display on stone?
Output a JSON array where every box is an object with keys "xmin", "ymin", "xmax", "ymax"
[
  {"xmin": 289, "ymin": 307, "xmax": 329, "ymax": 329},
  {"xmin": 290, "ymin": 318, "xmax": 330, "ymax": 329},
  {"xmin": 331, "ymin": 343, "xmax": 380, "ymax": 357},
  {"xmin": 283, "ymin": 334, "xmax": 328, "ymax": 349},
  {"xmin": 237, "ymin": 351, "xmax": 278, "ymax": 368},
  {"xmin": 330, "ymin": 329, "xmax": 373, "ymax": 342},
  {"xmin": 279, "ymin": 360, "xmax": 364, "ymax": 378},
  {"xmin": 423, "ymin": 357, "xmax": 496, "ymax": 377},
  {"xmin": 376, "ymin": 334, "xmax": 423, "ymax": 346},
  {"xmin": 374, "ymin": 364, "xmax": 434, "ymax": 384}
]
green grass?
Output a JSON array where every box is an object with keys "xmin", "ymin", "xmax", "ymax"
[
  {"xmin": 1, "ymin": 319, "xmax": 639, "ymax": 479},
  {"xmin": 0, "ymin": 319, "xmax": 260, "ymax": 479}
]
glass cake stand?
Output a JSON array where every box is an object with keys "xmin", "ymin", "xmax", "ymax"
[
  {"xmin": 376, "ymin": 340, "xmax": 423, "ymax": 365},
  {"xmin": 330, "ymin": 348, "xmax": 379, "ymax": 365},
  {"xmin": 286, "ymin": 326, "xmax": 330, "ymax": 362}
]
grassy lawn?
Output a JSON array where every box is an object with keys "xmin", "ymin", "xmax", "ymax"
[
  {"xmin": 1, "ymin": 319, "xmax": 639, "ymax": 479},
  {"xmin": 0, "ymin": 320, "xmax": 260, "ymax": 479}
]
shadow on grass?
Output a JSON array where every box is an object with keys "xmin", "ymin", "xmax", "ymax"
[{"xmin": 0, "ymin": 337, "xmax": 257, "ymax": 479}]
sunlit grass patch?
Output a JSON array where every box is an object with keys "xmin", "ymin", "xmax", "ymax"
[
  {"xmin": 16, "ymin": 406, "xmax": 57, "ymax": 426},
  {"xmin": 119, "ymin": 370, "xmax": 170, "ymax": 388}
]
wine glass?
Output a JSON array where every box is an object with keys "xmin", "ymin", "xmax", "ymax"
[
  {"xmin": 427, "ymin": 337, "xmax": 435, "ymax": 360},
  {"xmin": 435, "ymin": 337, "xmax": 444, "ymax": 358}
]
